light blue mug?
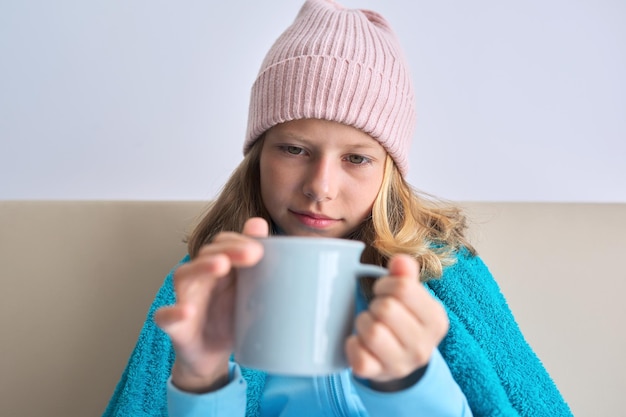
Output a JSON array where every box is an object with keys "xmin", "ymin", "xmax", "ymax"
[{"xmin": 234, "ymin": 236, "xmax": 387, "ymax": 376}]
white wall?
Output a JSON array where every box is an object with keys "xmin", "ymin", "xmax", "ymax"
[{"xmin": 1, "ymin": 0, "xmax": 624, "ymax": 202}]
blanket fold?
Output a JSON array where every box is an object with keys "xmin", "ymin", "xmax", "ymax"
[{"xmin": 103, "ymin": 250, "xmax": 572, "ymax": 416}]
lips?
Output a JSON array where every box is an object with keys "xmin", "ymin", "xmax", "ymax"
[
  {"xmin": 290, "ymin": 210, "xmax": 340, "ymax": 229},
  {"xmin": 292, "ymin": 210, "xmax": 335, "ymax": 220}
]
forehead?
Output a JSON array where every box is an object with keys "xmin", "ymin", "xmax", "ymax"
[{"xmin": 265, "ymin": 119, "xmax": 385, "ymax": 152}]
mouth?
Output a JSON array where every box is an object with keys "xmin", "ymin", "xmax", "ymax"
[{"xmin": 289, "ymin": 210, "xmax": 340, "ymax": 229}]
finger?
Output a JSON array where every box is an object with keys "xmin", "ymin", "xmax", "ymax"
[
  {"xmin": 174, "ymin": 254, "xmax": 231, "ymax": 298},
  {"xmin": 154, "ymin": 304, "xmax": 199, "ymax": 348},
  {"xmin": 174, "ymin": 252, "xmax": 231, "ymax": 289},
  {"xmin": 183, "ymin": 253, "xmax": 231, "ymax": 279},
  {"xmin": 373, "ymin": 255, "xmax": 435, "ymax": 316},
  {"xmin": 154, "ymin": 304, "xmax": 192, "ymax": 333},
  {"xmin": 368, "ymin": 296, "xmax": 423, "ymax": 351},
  {"xmin": 374, "ymin": 276, "xmax": 449, "ymax": 336},
  {"xmin": 345, "ymin": 334, "xmax": 383, "ymax": 378},
  {"xmin": 198, "ymin": 217, "xmax": 268, "ymax": 266},
  {"xmin": 198, "ymin": 236, "xmax": 264, "ymax": 267},
  {"xmin": 373, "ymin": 276, "xmax": 429, "ymax": 318},
  {"xmin": 242, "ymin": 217, "xmax": 269, "ymax": 238},
  {"xmin": 368, "ymin": 296, "xmax": 437, "ymax": 369},
  {"xmin": 353, "ymin": 311, "xmax": 408, "ymax": 376},
  {"xmin": 371, "ymin": 254, "xmax": 420, "ymax": 308},
  {"xmin": 387, "ymin": 254, "xmax": 420, "ymax": 282}
]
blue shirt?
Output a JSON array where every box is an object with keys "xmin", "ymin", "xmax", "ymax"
[{"xmin": 167, "ymin": 349, "xmax": 472, "ymax": 416}]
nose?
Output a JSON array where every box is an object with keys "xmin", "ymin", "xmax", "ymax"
[{"xmin": 302, "ymin": 158, "xmax": 337, "ymax": 202}]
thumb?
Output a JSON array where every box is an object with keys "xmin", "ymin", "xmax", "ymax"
[
  {"xmin": 242, "ymin": 217, "xmax": 270, "ymax": 238},
  {"xmin": 388, "ymin": 254, "xmax": 420, "ymax": 281}
]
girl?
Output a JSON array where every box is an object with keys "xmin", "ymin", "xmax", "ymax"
[{"xmin": 104, "ymin": 0, "xmax": 572, "ymax": 415}]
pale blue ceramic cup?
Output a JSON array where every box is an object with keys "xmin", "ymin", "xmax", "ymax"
[{"xmin": 234, "ymin": 236, "xmax": 387, "ymax": 376}]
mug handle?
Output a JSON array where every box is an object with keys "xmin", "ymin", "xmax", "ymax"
[
  {"xmin": 355, "ymin": 264, "xmax": 388, "ymax": 278},
  {"xmin": 354, "ymin": 264, "xmax": 387, "ymax": 314}
]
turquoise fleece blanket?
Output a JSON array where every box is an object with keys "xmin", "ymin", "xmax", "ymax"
[{"xmin": 103, "ymin": 249, "xmax": 572, "ymax": 416}]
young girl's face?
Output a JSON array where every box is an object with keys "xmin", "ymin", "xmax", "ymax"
[{"xmin": 260, "ymin": 118, "xmax": 387, "ymax": 238}]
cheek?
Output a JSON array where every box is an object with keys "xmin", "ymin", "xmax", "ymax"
[
  {"xmin": 350, "ymin": 173, "xmax": 383, "ymax": 197},
  {"xmin": 259, "ymin": 160, "xmax": 276, "ymax": 205},
  {"xmin": 350, "ymin": 175, "xmax": 383, "ymax": 211},
  {"xmin": 361, "ymin": 187, "xmax": 380, "ymax": 209},
  {"xmin": 260, "ymin": 161, "xmax": 297, "ymax": 203}
]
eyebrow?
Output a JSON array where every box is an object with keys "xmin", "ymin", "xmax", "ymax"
[{"xmin": 269, "ymin": 131, "xmax": 382, "ymax": 152}]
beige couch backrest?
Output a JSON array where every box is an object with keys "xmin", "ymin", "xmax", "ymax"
[{"xmin": 1, "ymin": 201, "xmax": 624, "ymax": 417}]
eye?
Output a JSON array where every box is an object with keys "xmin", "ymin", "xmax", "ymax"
[
  {"xmin": 346, "ymin": 154, "xmax": 370, "ymax": 165},
  {"xmin": 284, "ymin": 146, "xmax": 304, "ymax": 155}
]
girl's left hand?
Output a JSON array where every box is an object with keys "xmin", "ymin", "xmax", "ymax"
[{"xmin": 345, "ymin": 254, "xmax": 449, "ymax": 386}]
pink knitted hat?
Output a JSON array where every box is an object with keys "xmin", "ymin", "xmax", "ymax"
[{"xmin": 244, "ymin": 0, "xmax": 416, "ymax": 176}]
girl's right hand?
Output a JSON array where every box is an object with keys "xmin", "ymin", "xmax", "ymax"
[{"xmin": 154, "ymin": 217, "xmax": 269, "ymax": 393}]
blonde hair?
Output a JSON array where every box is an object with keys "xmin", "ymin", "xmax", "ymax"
[
  {"xmin": 188, "ymin": 140, "xmax": 475, "ymax": 288},
  {"xmin": 371, "ymin": 155, "xmax": 475, "ymax": 279}
]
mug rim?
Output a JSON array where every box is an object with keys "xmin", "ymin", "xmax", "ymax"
[{"xmin": 257, "ymin": 236, "xmax": 365, "ymax": 249}]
